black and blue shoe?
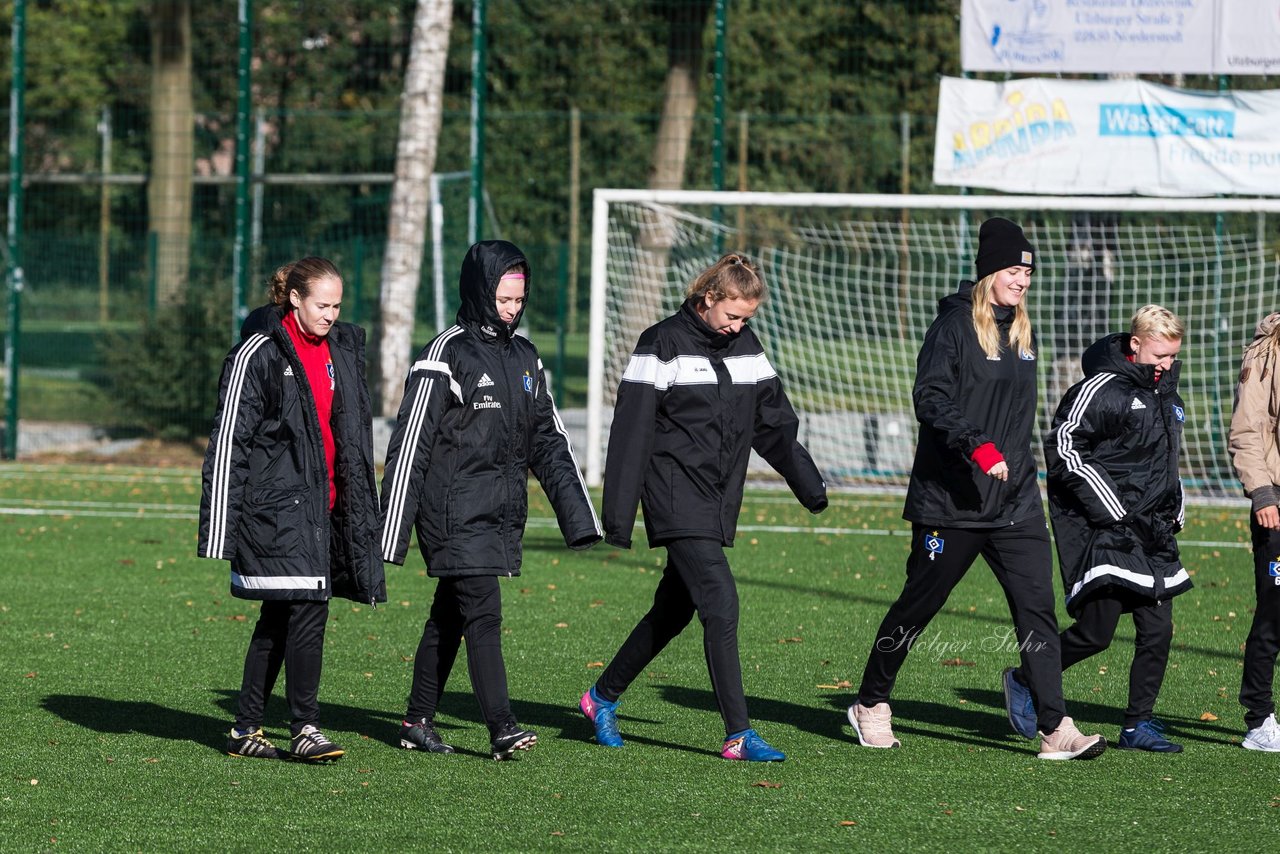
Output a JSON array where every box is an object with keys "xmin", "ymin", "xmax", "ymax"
[
  {"xmin": 1118, "ymin": 718, "xmax": 1182, "ymax": 753},
  {"xmin": 1002, "ymin": 667, "xmax": 1037, "ymax": 740},
  {"xmin": 580, "ymin": 686, "xmax": 624, "ymax": 748}
]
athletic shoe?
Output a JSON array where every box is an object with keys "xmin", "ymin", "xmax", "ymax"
[
  {"xmin": 288, "ymin": 724, "xmax": 345, "ymax": 763},
  {"xmin": 1118, "ymin": 718, "xmax": 1182, "ymax": 753},
  {"xmin": 227, "ymin": 726, "xmax": 280, "ymax": 760},
  {"xmin": 579, "ymin": 687, "xmax": 624, "ymax": 748},
  {"xmin": 847, "ymin": 699, "xmax": 901, "ymax": 748},
  {"xmin": 399, "ymin": 717, "xmax": 455, "ymax": 754},
  {"xmin": 721, "ymin": 728, "xmax": 785, "ymax": 762},
  {"xmin": 1243, "ymin": 713, "xmax": 1280, "ymax": 752},
  {"xmin": 1002, "ymin": 667, "xmax": 1037, "ymax": 739},
  {"xmin": 1037, "ymin": 716, "xmax": 1106, "ymax": 760},
  {"xmin": 491, "ymin": 723, "xmax": 537, "ymax": 761}
]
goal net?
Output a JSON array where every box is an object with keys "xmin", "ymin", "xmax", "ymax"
[{"xmin": 587, "ymin": 190, "xmax": 1280, "ymax": 498}]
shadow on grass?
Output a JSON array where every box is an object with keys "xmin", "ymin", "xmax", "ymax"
[
  {"xmin": 41, "ymin": 694, "xmax": 230, "ymax": 752},
  {"xmin": 955, "ymin": 685, "xmax": 1244, "ymax": 746}
]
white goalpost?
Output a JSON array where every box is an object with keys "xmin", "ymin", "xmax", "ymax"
[{"xmin": 587, "ymin": 189, "xmax": 1280, "ymax": 497}]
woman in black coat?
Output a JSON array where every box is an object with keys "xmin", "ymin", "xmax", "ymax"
[
  {"xmin": 581, "ymin": 253, "xmax": 827, "ymax": 763},
  {"xmin": 847, "ymin": 218, "xmax": 1105, "ymax": 760},
  {"xmin": 199, "ymin": 256, "xmax": 385, "ymax": 763}
]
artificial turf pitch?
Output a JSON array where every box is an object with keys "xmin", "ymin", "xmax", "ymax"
[{"xmin": 1, "ymin": 462, "xmax": 1276, "ymax": 851}]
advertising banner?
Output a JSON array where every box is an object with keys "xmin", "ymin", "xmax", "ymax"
[
  {"xmin": 960, "ymin": 0, "xmax": 1277, "ymax": 74},
  {"xmin": 933, "ymin": 76, "xmax": 1280, "ymax": 196}
]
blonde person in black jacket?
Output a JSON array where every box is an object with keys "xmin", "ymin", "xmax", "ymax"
[
  {"xmin": 380, "ymin": 240, "xmax": 602, "ymax": 761},
  {"xmin": 199, "ymin": 256, "xmax": 386, "ymax": 763},
  {"xmin": 580, "ymin": 253, "xmax": 828, "ymax": 763},
  {"xmin": 847, "ymin": 218, "xmax": 1105, "ymax": 760}
]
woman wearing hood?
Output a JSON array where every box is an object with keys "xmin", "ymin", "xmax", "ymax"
[
  {"xmin": 579, "ymin": 253, "xmax": 828, "ymax": 762},
  {"xmin": 1228, "ymin": 313, "xmax": 1280, "ymax": 752},
  {"xmin": 380, "ymin": 240, "xmax": 602, "ymax": 761},
  {"xmin": 848, "ymin": 218, "xmax": 1105, "ymax": 760}
]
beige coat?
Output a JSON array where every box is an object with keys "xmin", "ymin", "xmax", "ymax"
[{"xmin": 1229, "ymin": 313, "xmax": 1280, "ymax": 500}]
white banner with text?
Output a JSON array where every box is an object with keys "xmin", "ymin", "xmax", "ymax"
[
  {"xmin": 934, "ymin": 76, "xmax": 1280, "ymax": 196},
  {"xmin": 961, "ymin": 0, "xmax": 1280, "ymax": 75}
]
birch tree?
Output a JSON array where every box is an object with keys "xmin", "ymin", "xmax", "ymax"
[{"xmin": 377, "ymin": 0, "xmax": 453, "ymax": 415}]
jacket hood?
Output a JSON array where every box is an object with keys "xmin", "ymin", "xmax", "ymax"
[
  {"xmin": 240, "ymin": 303, "xmax": 284, "ymax": 340},
  {"xmin": 1252, "ymin": 312, "xmax": 1280, "ymax": 341},
  {"xmin": 457, "ymin": 240, "xmax": 529, "ymax": 341},
  {"xmin": 1081, "ymin": 332, "xmax": 1180, "ymax": 391}
]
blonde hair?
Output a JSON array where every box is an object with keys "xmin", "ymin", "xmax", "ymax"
[
  {"xmin": 685, "ymin": 253, "xmax": 767, "ymax": 303},
  {"xmin": 970, "ymin": 273, "xmax": 1034, "ymax": 360},
  {"xmin": 267, "ymin": 256, "xmax": 342, "ymax": 306},
  {"xmin": 1130, "ymin": 304, "xmax": 1185, "ymax": 341}
]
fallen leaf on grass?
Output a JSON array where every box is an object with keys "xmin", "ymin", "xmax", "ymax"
[
  {"xmin": 1015, "ymin": 806, "xmax": 1026, "ymax": 812},
  {"xmin": 816, "ymin": 680, "xmax": 853, "ymax": 690},
  {"xmin": 555, "ymin": 622, "xmax": 569, "ymax": 628},
  {"xmin": 24, "ymin": 672, "xmax": 37, "ymax": 679},
  {"xmin": 586, "ymin": 661, "xmax": 604, "ymax": 668},
  {"xmin": 777, "ymin": 637, "xmax": 803, "ymax": 644},
  {"xmin": 550, "ymin": 831, "xmax": 565, "ymax": 837},
  {"xmin": 1200, "ymin": 711, "xmax": 1219, "ymax": 721},
  {"xmin": 838, "ymin": 821, "xmax": 857, "ymax": 827},
  {"xmin": 940, "ymin": 658, "xmax": 975, "ymax": 667},
  {"xmin": 752, "ymin": 780, "xmax": 782, "ymax": 788}
]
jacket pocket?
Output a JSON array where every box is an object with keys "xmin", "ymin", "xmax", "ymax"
[{"xmin": 242, "ymin": 488, "xmax": 306, "ymax": 557}]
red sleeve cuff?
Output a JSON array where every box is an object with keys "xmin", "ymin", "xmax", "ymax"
[{"xmin": 971, "ymin": 442, "xmax": 1004, "ymax": 473}]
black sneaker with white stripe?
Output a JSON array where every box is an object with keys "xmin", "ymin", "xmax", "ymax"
[
  {"xmin": 227, "ymin": 726, "xmax": 281, "ymax": 760},
  {"xmin": 490, "ymin": 723, "xmax": 537, "ymax": 761},
  {"xmin": 288, "ymin": 725, "xmax": 345, "ymax": 763},
  {"xmin": 399, "ymin": 718, "xmax": 455, "ymax": 753}
]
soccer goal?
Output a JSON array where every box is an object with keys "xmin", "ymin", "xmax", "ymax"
[{"xmin": 587, "ymin": 189, "xmax": 1280, "ymax": 497}]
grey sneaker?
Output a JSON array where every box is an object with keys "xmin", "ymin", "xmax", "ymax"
[
  {"xmin": 848, "ymin": 700, "xmax": 901, "ymax": 748},
  {"xmin": 399, "ymin": 718, "xmax": 455, "ymax": 754},
  {"xmin": 1037, "ymin": 716, "xmax": 1106, "ymax": 760},
  {"xmin": 1243, "ymin": 713, "xmax": 1280, "ymax": 752}
]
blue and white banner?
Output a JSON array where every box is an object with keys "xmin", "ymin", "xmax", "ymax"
[
  {"xmin": 934, "ymin": 76, "xmax": 1280, "ymax": 196},
  {"xmin": 961, "ymin": 0, "xmax": 1280, "ymax": 75}
]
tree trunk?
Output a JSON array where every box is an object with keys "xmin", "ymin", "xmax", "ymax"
[
  {"xmin": 149, "ymin": 0, "xmax": 193, "ymax": 307},
  {"xmin": 377, "ymin": 0, "xmax": 454, "ymax": 416},
  {"xmin": 611, "ymin": 1, "xmax": 714, "ymax": 400}
]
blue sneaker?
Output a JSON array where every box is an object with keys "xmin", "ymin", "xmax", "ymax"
[
  {"xmin": 1002, "ymin": 667, "xmax": 1037, "ymax": 739},
  {"xmin": 722, "ymin": 728, "xmax": 785, "ymax": 762},
  {"xmin": 1118, "ymin": 718, "xmax": 1182, "ymax": 753},
  {"xmin": 580, "ymin": 687, "xmax": 624, "ymax": 747}
]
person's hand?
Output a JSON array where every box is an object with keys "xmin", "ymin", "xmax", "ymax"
[
  {"xmin": 985, "ymin": 460, "xmax": 1009, "ymax": 481},
  {"xmin": 1256, "ymin": 505, "xmax": 1280, "ymax": 530}
]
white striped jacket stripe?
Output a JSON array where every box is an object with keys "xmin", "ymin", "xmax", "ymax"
[
  {"xmin": 381, "ymin": 326, "xmax": 465, "ymax": 558},
  {"xmin": 1056, "ymin": 372, "xmax": 1127, "ymax": 521},
  {"xmin": 621, "ymin": 351, "xmax": 777, "ymax": 390},
  {"xmin": 231, "ymin": 571, "xmax": 327, "ymax": 591},
  {"xmin": 204, "ymin": 333, "xmax": 272, "ymax": 559}
]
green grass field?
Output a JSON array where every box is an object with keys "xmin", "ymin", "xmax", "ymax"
[{"xmin": 1, "ymin": 463, "xmax": 1275, "ymax": 852}]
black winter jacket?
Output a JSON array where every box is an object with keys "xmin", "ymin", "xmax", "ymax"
[
  {"xmin": 198, "ymin": 303, "xmax": 387, "ymax": 605},
  {"xmin": 1045, "ymin": 333, "xmax": 1190, "ymax": 615},
  {"xmin": 380, "ymin": 240, "xmax": 602, "ymax": 576},
  {"xmin": 903, "ymin": 282, "xmax": 1043, "ymax": 528},
  {"xmin": 602, "ymin": 298, "xmax": 827, "ymax": 549}
]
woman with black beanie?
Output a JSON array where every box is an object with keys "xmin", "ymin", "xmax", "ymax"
[{"xmin": 846, "ymin": 218, "xmax": 1106, "ymax": 761}]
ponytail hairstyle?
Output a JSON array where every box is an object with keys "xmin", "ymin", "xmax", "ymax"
[
  {"xmin": 970, "ymin": 273, "xmax": 1034, "ymax": 360},
  {"xmin": 267, "ymin": 256, "xmax": 342, "ymax": 306},
  {"xmin": 684, "ymin": 253, "xmax": 767, "ymax": 303}
]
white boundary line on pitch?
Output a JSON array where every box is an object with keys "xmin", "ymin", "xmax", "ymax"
[{"xmin": 0, "ymin": 502, "xmax": 1251, "ymax": 549}]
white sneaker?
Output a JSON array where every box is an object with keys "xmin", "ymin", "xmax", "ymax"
[
  {"xmin": 1243, "ymin": 713, "xmax": 1280, "ymax": 752},
  {"xmin": 1037, "ymin": 716, "xmax": 1106, "ymax": 760},
  {"xmin": 848, "ymin": 700, "xmax": 901, "ymax": 748}
]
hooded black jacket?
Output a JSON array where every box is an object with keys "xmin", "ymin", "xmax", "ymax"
[
  {"xmin": 380, "ymin": 240, "xmax": 602, "ymax": 576},
  {"xmin": 1045, "ymin": 332, "xmax": 1190, "ymax": 615},
  {"xmin": 903, "ymin": 282, "xmax": 1043, "ymax": 528},
  {"xmin": 602, "ymin": 298, "xmax": 827, "ymax": 549},
  {"xmin": 198, "ymin": 303, "xmax": 387, "ymax": 605}
]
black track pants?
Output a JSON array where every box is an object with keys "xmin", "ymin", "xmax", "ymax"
[
  {"xmin": 1242, "ymin": 519, "xmax": 1280, "ymax": 728},
  {"xmin": 235, "ymin": 599, "xmax": 329, "ymax": 736}
]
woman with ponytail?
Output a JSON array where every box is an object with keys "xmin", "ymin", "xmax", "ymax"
[{"xmin": 847, "ymin": 218, "xmax": 1106, "ymax": 761}]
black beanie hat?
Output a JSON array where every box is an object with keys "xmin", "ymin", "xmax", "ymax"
[{"xmin": 974, "ymin": 217, "xmax": 1035, "ymax": 280}]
